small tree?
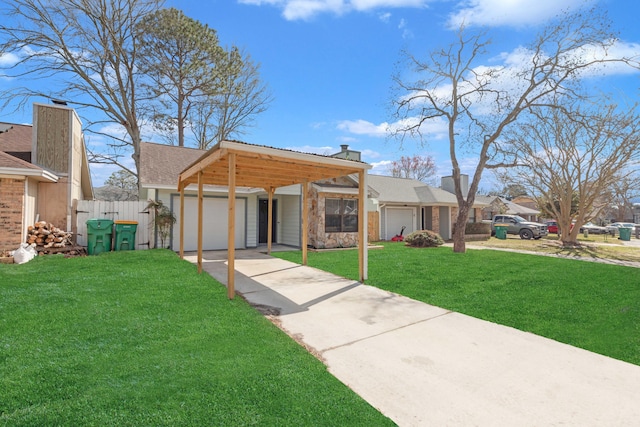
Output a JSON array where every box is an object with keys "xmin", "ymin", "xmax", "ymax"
[
  {"xmin": 103, "ymin": 170, "xmax": 139, "ymax": 201},
  {"xmin": 388, "ymin": 154, "xmax": 437, "ymax": 183},
  {"xmin": 502, "ymin": 104, "xmax": 640, "ymax": 245},
  {"xmin": 146, "ymin": 200, "xmax": 176, "ymax": 249}
]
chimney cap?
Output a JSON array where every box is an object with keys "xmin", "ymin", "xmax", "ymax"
[
  {"xmin": 51, "ymin": 99, "xmax": 68, "ymax": 106},
  {"xmin": 340, "ymin": 144, "xmax": 349, "ymax": 151}
]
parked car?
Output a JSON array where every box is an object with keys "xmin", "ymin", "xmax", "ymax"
[
  {"xmin": 491, "ymin": 215, "xmax": 548, "ymax": 240},
  {"xmin": 545, "ymin": 220, "xmax": 559, "ymax": 234},
  {"xmin": 579, "ymin": 222, "xmax": 608, "ymax": 234},
  {"xmin": 606, "ymin": 222, "xmax": 637, "ymax": 235},
  {"xmin": 545, "ymin": 220, "xmax": 575, "ymax": 235}
]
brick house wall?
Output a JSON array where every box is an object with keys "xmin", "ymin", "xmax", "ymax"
[{"xmin": 0, "ymin": 178, "xmax": 25, "ymax": 251}]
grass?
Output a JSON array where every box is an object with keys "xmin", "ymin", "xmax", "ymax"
[
  {"xmin": 274, "ymin": 242, "xmax": 640, "ymax": 366},
  {"xmin": 0, "ymin": 250, "xmax": 394, "ymax": 426},
  {"xmin": 469, "ymin": 234, "xmax": 640, "ymax": 263}
]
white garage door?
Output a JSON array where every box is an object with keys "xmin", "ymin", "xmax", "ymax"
[
  {"xmin": 385, "ymin": 207, "xmax": 415, "ymax": 240},
  {"xmin": 173, "ymin": 196, "xmax": 246, "ymax": 251}
]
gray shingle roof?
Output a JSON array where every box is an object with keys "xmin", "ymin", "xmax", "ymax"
[
  {"xmin": 367, "ymin": 174, "xmax": 467, "ymax": 206},
  {"xmin": 139, "ymin": 142, "xmax": 205, "ymax": 187}
]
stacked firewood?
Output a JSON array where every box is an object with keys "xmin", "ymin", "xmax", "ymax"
[{"xmin": 26, "ymin": 221, "xmax": 73, "ymax": 249}]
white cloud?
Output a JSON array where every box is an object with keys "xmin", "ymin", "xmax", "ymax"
[
  {"xmin": 239, "ymin": 0, "xmax": 429, "ymax": 20},
  {"xmin": 337, "ymin": 117, "xmax": 449, "ymax": 140},
  {"xmin": 360, "ymin": 148, "xmax": 381, "ymax": 159},
  {"xmin": 398, "ymin": 18, "xmax": 413, "ymax": 39},
  {"xmin": 369, "ymin": 159, "xmax": 393, "ymax": 174},
  {"xmin": 447, "ymin": 0, "xmax": 595, "ymax": 29},
  {"xmin": 337, "ymin": 119, "xmax": 388, "ymax": 136},
  {"xmin": 0, "ymin": 52, "xmax": 20, "ymax": 67},
  {"xmin": 379, "ymin": 12, "xmax": 391, "ymax": 22}
]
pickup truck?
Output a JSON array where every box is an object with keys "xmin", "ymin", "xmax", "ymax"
[{"xmin": 491, "ymin": 215, "xmax": 548, "ymax": 240}]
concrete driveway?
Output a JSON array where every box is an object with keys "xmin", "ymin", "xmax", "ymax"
[{"xmin": 185, "ymin": 249, "xmax": 640, "ymax": 426}]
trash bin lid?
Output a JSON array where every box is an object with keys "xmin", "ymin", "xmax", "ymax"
[{"xmin": 114, "ymin": 220, "xmax": 138, "ymax": 225}]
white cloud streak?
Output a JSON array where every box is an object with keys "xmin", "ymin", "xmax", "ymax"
[
  {"xmin": 447, "ymin": 0, "xmax": 596, "ymax": 29},
  {"xmin": 239, "ymin": 0, "xmax": 428, "ymax": 20}
]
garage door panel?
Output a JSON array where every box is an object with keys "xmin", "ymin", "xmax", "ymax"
[
  {"xmin": 173, "ymin": 197, "xmax": 246, "ymax": 251},
  {"xmin": 385, "ymin": 207, "xmax": 415, "ymax": 240}
]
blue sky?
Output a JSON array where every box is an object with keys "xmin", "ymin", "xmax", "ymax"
[{"xmin": 2, "ymin": 0, "xmax": 639, "ymax": 188}]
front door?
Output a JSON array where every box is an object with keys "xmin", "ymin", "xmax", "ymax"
[{"xmin": 258, "ymin": 199, "xmax": 277, "ymax": 244}]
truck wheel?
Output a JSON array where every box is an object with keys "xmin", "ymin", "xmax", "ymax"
[{"xmin": 519, "ymin": 229, "xmax": 533, "ymax": 240}]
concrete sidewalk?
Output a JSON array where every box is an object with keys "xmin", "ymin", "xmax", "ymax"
[{"xmin": 185, "ymin": 249, "xmax": 640, "ymax": 426}]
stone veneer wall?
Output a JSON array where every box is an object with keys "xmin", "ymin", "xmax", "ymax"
[
  {"xmin": 307, "ymin": 179, "xmax": 360, "ymax": 249},
  {"xmin": 0, "ymin": 178, "xmax": 25, "ymax": 251}
]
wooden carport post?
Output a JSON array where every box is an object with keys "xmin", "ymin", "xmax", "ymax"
[
  {"xmin": 302, "ymin": 181, "xmax": 308, "ymax": 265},
  {"xmin": 267, "ymin": 187, "xmax": 274, "ymax": 255},
  {"xmin": 227, "ymin": 153, "xmax": 236, "ymax": 299},
  {"xmin": 358, "ymin": 170, "xmax": 368, "ymax": 281},
  {"xmin": 197, "ymin": 170, "xmax": 204, "ymax": 274},
  {"xmin": 179, "ymin": 181, "xmax": 185, "ymax": 259}
]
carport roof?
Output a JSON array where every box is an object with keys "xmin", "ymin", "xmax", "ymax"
[{"xmin": 178, "ymin": 140, "xmax": 371, "ymax": 189}]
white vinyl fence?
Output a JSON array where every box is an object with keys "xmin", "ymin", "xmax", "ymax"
[{"xmin": 75, "ymin": 200, "xmax": 154, "ymax": 250}]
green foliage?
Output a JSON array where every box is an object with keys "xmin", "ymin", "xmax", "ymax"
[
  {"xmin": 274, "ymin": 243, "xmax": 640, "ymax": 366},
  {"xmin": 0, "ymin": 250, "xmax": 393, "ymax": 426},
  {"xmin": 137, "ymin": 7, "xmax": 226, "ymax": 146},
  {"xmin": 465, "ymin": 222, "xmax": 491, "ymax": 234},
  {"xmin": 403, "ymin": 229, "xmax": 444, "ymax": 247}
]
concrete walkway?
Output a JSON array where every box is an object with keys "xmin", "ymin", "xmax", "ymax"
[{"xmin": 185, "ymin": 249, "xmax": 640, "ymax": 426}]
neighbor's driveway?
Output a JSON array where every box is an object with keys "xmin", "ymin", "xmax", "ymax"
[{"xmin": 185, "ymin": 249, "xmax": 640, "ymax": 426}]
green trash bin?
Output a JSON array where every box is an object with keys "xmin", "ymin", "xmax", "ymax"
[
  {"xmin": 618, "ymin": 227, "xmax": 632, "ymax": 241},
  {"xmin": 86, "ymin": 218, "xmax": 114, "ymax": 255},
  {"xmin": 114, "ymin": 220, "xmax": 138, "ymax": 251},
  {"xmin": 494, "ymin": 224, "xmax": 508, "ymax": 240}
]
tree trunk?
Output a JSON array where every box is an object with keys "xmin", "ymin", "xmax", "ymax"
[{"xmin": 452, "ymin": 204, "xmax": 469, "ymax": 253}]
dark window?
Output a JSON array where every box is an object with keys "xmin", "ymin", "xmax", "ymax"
[{"xmin": 325, "ymin": 198, "xmax": 358, "ymax": 232}]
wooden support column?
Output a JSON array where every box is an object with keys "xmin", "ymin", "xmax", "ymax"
[
  {"xmin": 179, "ymin": 182, "xmax": 185, "ymax": 259},
  {"xmin": 267, "ymin": 187, "xmax": 274, "ymax": 255},
  {"xmin": 197, "ymin": 171, "xmax": 203, "ymax": 273},
  {"xmin": 302, "ymin": 181, "xmax": 308, "ymax": 265},
  {"xmin": 227, "ymin": 153, "xmax": 236, "ymax": 299},
  {"xmin": 358, "ymin": 170, "xmax": 368, "ymax": 282}
]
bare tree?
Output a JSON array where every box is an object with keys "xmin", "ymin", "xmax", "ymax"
[
  {"xmin": 191, "ymin": 47, "xmax": 272, "ymax": 150},
  {"xmin": 502, "ymin": 104, "xmax": 640, "ymax": 245},
  {"xmin": 390, "ymin": 8, "xmax": 633, "ymax": 252},
  {"xmin": 388, "ymin": 154, "xmax": 436, "ymax": 183},
  {"xmin": 604, "ymin": 173, "xmax": 640, "ymax": 222},
  {"xmin": 0, "ymin": 0, "xmax": 162, "ymax": 183}
]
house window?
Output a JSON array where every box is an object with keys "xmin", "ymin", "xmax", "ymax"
[
  {"xmin": 325, "ymin": 198, "xmax": 358, "ymax": 232},
  {"xmin": 467, "ymin": 208, "xmax": 476, "ymax": 223}
]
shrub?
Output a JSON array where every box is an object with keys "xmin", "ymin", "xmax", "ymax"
[
  {"xmin": 465, "ymin": 222, "xmax": 491, "ymax": 234},
  {"xmin": 404, "ymin": 230, "xmax": 444, "ymax": 247}
]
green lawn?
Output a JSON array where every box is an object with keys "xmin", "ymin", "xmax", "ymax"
[
  {"xmin": 0, "ymin": 250, "xmax": 394, "ymax": 426},
  {"xmin": 274, "ymin": 243, "xmax": 640, "ymax": 366}
]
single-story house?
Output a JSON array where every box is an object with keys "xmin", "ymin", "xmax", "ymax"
[
  {"xmin": 139, "ymin": 142, "xmax": 376, "ymax": 251},
  {"xmin": 0, "ymin": 103, "xmax": 93, "ymax": 251},
  {"xmin": 367, "ymin": 174, "xmax": 487, "ymax": 241},
  {"xmin": 476, "ymin": 195, "xmax": 541, "ymax": 222}
]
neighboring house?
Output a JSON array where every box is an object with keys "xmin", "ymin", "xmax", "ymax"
[
  {"xmin": 367, "ymin": 174, "xmax": 487, "ymax": 241},
  {"xmin": 476, "ymin": 195, "xmax": 541, "ymax": 222},
  {"xmin": 0, "ymin": 103, "xmax": 93, "ymax": 251},
  {"xmin": 511, "ymin": 195, "xmax": 538, "ymax": 211}
]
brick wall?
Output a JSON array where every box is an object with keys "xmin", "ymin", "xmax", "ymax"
[{"xmin": 0, "ymin": 178, "xmax": 25, "ymax": 251}]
